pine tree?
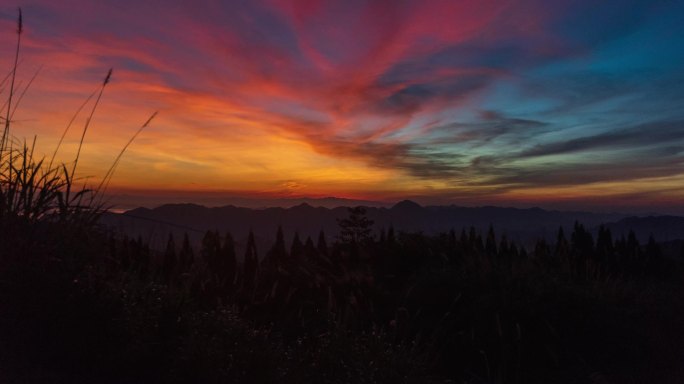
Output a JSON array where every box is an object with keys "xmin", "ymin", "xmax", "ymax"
[
  {"xmin": 337, "ymin": 206, "xmax": 374, "ymax": 245},
  {"xmin": 201, "ymin": 230, "xmax": 221, "ymax": 270},
  {"xmin": 263, "ymin": 226, "xmax": 287, "ymax": 275},
  {"xmin": 162, "ymin": 233, "xmax": 177, "ymax": 281},
  {"xmin": 178, "ymin": 233, "xmax": 194, "ymax": 272},
  {"xmin": 387, "ymin": 225, "xmax": 396, "ymax": 244},
  {"xmin": 498, "ymin": 235, "xmax": 510, "ymax": 258},
  {"xmin": 554, "ymin": 227, "xmax": 569, "ymax": 260},
  {"xmin": 626, "ymin": 230, "xmax": 641, "ymax": 273},
  {"xmin": 291, "ymin": 232, "xmax": 304, "ymax": 259},
  {"xmin": 645, "ymin": 234, "xmax": 663, "ymax": 275},
  {"xmin": 242, "ymin": 231, "xmax": 259, "ymax": 290},
  {"xmin": 570, "ymin": 222, "xmax": 594, "ymax": 277},
  {"xmin": 120, "ymin": 235, "xmax": 131, "ymax": 270},
  {"xmin": 135, "ymin": 236, "xmax": 150, "ymax": 277},
  {"xmin": 571, "ymin": 222, "xmax": 594, "ymax": 256},
  {"xmin": 534, "ymin": 239, "xmax": 549, "ymax": 260},
  {"xmin": 485, "ymin": 225, "xmax": 497, "ymax": 257},
  {"xmin": 317, "ymin": 230, "xmax": 328, "ymax": 255},
  {"xmin": 509, "ymin": 242, "xmax": 520, "ymax": 259},
  {"xmin": 220, "ymin": 232, "xmax": 237, "ymax": 287},
  {"xmin": 304, "ymin": 236, "xmax": 316, "ymax": 260},
  {"xmin": 595, "ymin": 225, "xmax": 614, "ymax": 268},
  {"xmin": 460, "ymin": 229, "xmax": 468, "ymax": 251}
]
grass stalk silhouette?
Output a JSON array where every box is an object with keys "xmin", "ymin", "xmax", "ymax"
[
  {"xmin": 0, "ymin": 9, "xmax": 154, "ymax": 226},
  {"xmin": 48, "ymin": 88, "xmax": 97, "ymax": 170},
  {"xmin": 96, "ymin": 111, "xmax": 157, "ymax": 199},
  {"xmin": 1, "ymin": 7, "xmax": 22, "ymax": 154},
  {"xmin": 71, "ymin": 68, "xmax": 111, "ymax": 178},
  {"xmin": 10, "ymin": 64, "xmax": 42, "ymax": 120},
  {"xmin": 0, "ymin": 67, "xmax": 14, "ymax": 91}
]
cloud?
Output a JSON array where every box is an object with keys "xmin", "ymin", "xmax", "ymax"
[
  {"xmin": 1, "ymin": 0, "xmax": 683, "ymax": 211},
  {"xmin": 517, "ymin": 120, "xmax": 684, "ymax": 158},
  {"xmin": 425, "ymin": 111, "xmax": 549, "ymax": 146}
]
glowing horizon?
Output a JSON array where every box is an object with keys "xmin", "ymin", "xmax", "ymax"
[{"xmin": 1, "ymin": 1, "xmax": 683, "ymax": 213}]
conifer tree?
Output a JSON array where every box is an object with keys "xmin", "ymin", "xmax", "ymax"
[
  {"xmin": 178, "ymin": 233, "xmax": 194, "ymax": 272},
  {"xmin": 485, "ymin": 225, "xmax": 497, "ymax": 257},
  {"xmin": 498, "ymin": 235, "xmax": 510, "ymax": 258},
  {"xmin": 162, "ymin": 233, "xmax": 177, "ymax": 281},
  {"xmin": 596, "ymin": 225, "xmax": 614, "ymax": 267},
  {"xmin": 645, "ymin": 234, "xmax": 663, "ymax": 274},
  {"xmin": 304, "ymin": 236, "xmax": 316, "ymax": 259},
  {"xmin": 534, "ymin": 239, "xmax": 549, "ymax": 260},
  {"xmin": 387, "ymin": 225, "xmax": 396, "ymax": 244},
  {"xmin": 460, "ymin": 229, "xmax": 468, "ymax": 251},
  {"xmin": 120, "ymin": 235, "xmax": 131, "ymax": 270},
  {"xmin": 220, "ymin": 232, "xmax": 237, "ymax": 287},
  {"xmin": 337, "ymin": 206, "xmax": 374, "ymax": 245},
  {"xmin": 201, "ymin": 230, "xmax": 221, "ymax": 270},
  {"xmin": 554, "ymin": 227, "xmax": 569, "ymax": 260},
  {"xmin": 509, "ymin": 242, "xmax": 520, "ymax": 259},
  {"xmin": 242, "ymin": 231, "xmax": 259, "ymax": 290},
  {"xmin": 317, "ymin": 230, "xmax": 328, "ymax": 255},
  {"xmin": 626, "ymin": 230, "xmax": 641, "ymax": 273},
  {"xmin": 291, "ymin": 232, "xmax": 304, "ymax": 259},
  {"xmin": 275, "ymin": 226, "xmax": 287, "ymax": 260}
]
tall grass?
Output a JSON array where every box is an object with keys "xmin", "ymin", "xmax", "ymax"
[
  {"xmin": 0, "ymin": 7, "xmax": 21, "ymax": 153},
  {"xmin": 0, "ymin": 8, "xmax": 156, "ymax": 228}
]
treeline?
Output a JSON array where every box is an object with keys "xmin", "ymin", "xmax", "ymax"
[
  {"xmin": 101, "ymin": 210, "xmax": 684, "ymax": 379},
  {"xmin": 116, "ymin": 218, "xmax": 675, "ymax": 328},
  {"xmin": 3, "ymin": 207, "xmax": 684, "ymax": 383}
]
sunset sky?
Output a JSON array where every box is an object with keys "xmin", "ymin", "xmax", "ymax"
[{"xmin": 1, "ymin": 0, "xmax": 683, "ymax": 212}]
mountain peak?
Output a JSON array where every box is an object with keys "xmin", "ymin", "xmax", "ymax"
[
  {"xmin": 392, "ymin": 200, "xmax": 422, "ymax": 210},
  {"xmin": 291, "ymin": 202, "xmax": 314, "ymax": 210}
]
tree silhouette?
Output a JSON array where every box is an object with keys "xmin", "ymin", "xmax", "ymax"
[
  {"xmin": 220, "ymin": 232, "xmax": 237, "ymax": 288},
  {"xmin": 645, "ymin": 234, "xmax": 663, "ymax": 275},
  {"xmin": 178, "ymin": 233, "xmax": 194, "ymax": 273},
  {"xmin": 485, "ymin": 225, "xmax": 497, "ymax": 258},
  {"xmin": 271, "ymin": 227, "xmax": 288, "ymax": 262},
  {"xmin": 201, "ymin": 230, "xmax": 221, "ymax": 271},
  {"xmin": 162, "ymin": 233, "xmax": 177, "ymax": 281},
  {"xmin": 304, "ymin": 236, "xmax": 316, "ymax": 261},
  {"xmin": 596, "ymin": 225, "xmax": 614, "ymax": 270},
  {"xmin": 387, "ymin": 225, "xmax": 396, "ymax": 243},
  {"xmin": 317, "ymin": 230, "xmax": 328, "ymax": 255},
  {"xmin": 290, "ymin": 232, "xmax": 304, "ymax": 259},
  {"xmin": 337, "ymin": 206, "xmax": 374, "ymax": 245},
  {"xmin": 554, "ymin": 226, "xmax": 569, "ymax": 260},
  {"xmin": 242, "ymin": 231, "xmax": 259, "ymax": 291}
]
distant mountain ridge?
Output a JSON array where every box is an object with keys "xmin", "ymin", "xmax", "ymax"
[
  {"xmin": 604, "ymin": 215, "xmax": 684, "ymax": 243},
  {"xmin": 106, "ymin": 195, "xmax": 389, "ymax": 212},
  {"xmin": 97, "ymin": 201, "xmax": 684, "ymax": 257}
]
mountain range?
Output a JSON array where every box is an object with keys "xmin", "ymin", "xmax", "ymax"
[{"xmin": 99, "ymin": 200, "xmax": 684, "ymax": 259}]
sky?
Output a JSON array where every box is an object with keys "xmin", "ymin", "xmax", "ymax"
[{"xmin": 1, "ymin": 0, "xmax": 683, "ymax": 213}]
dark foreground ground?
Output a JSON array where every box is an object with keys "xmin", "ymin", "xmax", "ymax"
[{"xmin": 2, "ymin": 213, "xmax": 684, "ymax": 384}]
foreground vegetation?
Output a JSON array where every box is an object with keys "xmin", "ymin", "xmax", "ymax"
[{"xmin": 2, "ymin": 194, "xmax": 684, "ymax": 383}]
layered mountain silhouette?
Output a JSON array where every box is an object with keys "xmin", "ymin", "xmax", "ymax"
[
  {"xmin": 604, "ymin": 215, "xmax": 684, "ymax": 243},
  {"xmin": 107, "ymin": 195, "xmax": 387, "ymax": 211},
  {"xmin": 97, "ymin": 200, "xmax": 684, "ymax": 257}
]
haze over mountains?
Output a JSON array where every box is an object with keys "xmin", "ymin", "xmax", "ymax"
[
  {"xmin": 100, "ymin": 200, "xmax": 684, "ymax": 257},
  {"xmin": 106, "ymin": 194, "xmax": 389, "ymax": 212}
]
